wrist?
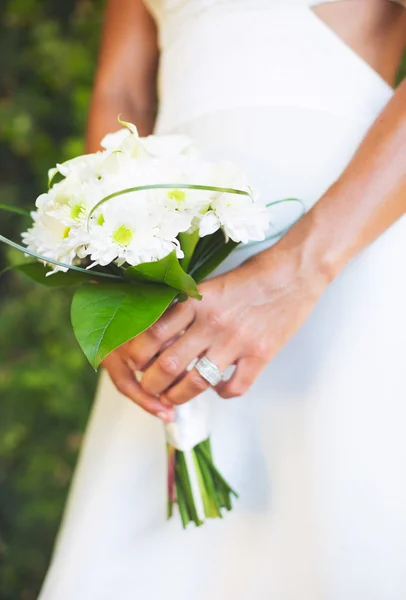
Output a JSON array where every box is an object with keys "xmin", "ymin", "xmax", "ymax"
[{"xmin": 247, "ymin": 192, "xmax": 344, "ymax": 299}]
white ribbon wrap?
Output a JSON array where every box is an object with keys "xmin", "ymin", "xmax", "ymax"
[
  {"xmin": 164, "ymin": 395, "xmax": 210, "ymax": 451},
  {"xmin": 135, "ymin": 368, "xmax": 210, "ymax": 451}
]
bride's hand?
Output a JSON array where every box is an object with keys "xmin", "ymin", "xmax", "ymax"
[{"xmin": 133, "ymin": 241, "xmax": 329, "ymax": 406}]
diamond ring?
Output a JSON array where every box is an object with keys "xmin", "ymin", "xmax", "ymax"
[{"xmin": 195, "ymin": 356, "xmax": 224, "ymax": 387}]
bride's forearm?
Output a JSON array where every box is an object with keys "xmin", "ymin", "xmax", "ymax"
[
  {"xmin": 259, "ymin": 79, "xmax": 406, "ymax": 286},
  {"xmin": 85, "ymin": 0, "xmax": 159, "ymax": 153},
  {"xmin": 85, "ymin": 91, "xmax": 156, "ymax": 153}
]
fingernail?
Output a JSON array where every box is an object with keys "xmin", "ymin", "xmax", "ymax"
[
  {"xmin": 157, "ymin": 411, "xmax": 173, "ymax": 423},
  {"xmin": 134, "ymin": 370, "xmax": 143, "ymax": 383}
]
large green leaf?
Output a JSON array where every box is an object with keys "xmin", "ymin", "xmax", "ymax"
[
  {"xmin": 16, "ymin": 262, "xmax": 105, "ymax": 287},
  {"xmin": 125, "ymin": 250, "xmax": 201, "ymax": 300},
  {"xmin": 71, "ymin": 282, "xmax": 178, "ymax": 369}
]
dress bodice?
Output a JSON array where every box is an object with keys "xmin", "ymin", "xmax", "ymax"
[{"xmin": 145, "ymin": 0, "xmax": 394, "ymax": 134}]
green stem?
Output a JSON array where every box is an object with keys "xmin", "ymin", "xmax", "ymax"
[
  {"xmin": 176, "ymin": 451, "xmax": 203, "ymax": 527},
  {"xmin": 175, "ymin": 477, "xmax": 190, "ymax": 528},
  {"xmin": 192, "ymin": 449, "xmax": 215, "ymax": 518},
  {"xmin": 194, "ymin": 450, "xmax": 222, "ymax": 519}
]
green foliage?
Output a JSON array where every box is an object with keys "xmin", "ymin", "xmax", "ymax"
[
  {"xmin": 0, "ymin": 1, "xmax": 104, "ymax": 598},
  {"xmin": 71, "ymin": 282, "xmax": 178, "ymax": 369},
  {"xmin": 189, "ymin": 230, "xmax": 239, "ymax": 283},
  {"xmin": 126, "ymin": 250, "xmax": 202, "ymax": 299},
  {"xmin": 15, "ymin": 262, "xmax": 120, "ymax": 287}
]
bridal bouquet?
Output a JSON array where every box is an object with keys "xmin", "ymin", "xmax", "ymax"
[{"xmin": 0, "ymin": 119, "xmax": 300, "ymax": 527}]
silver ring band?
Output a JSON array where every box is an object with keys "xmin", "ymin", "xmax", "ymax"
[{"xmin": 195, "ymin": 356, "xmax": 224, "ymax": 387}]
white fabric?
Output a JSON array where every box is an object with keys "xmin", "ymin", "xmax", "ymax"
[
  {"xmin": 165, "ymin": 395, "xmax": 210, "ymax": 450},
  {"xmin": 145, "ymin": 0, "xmax": 406, "ymax": 49},
  {"xmin": 39, "ymin": 3, "xmax": 406, "ymax": 600},
  {"xmin": 153, "ymin": 7, "xmax": 394, "ymax": 132}
]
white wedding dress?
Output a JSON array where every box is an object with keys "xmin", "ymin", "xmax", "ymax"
[{"xmin": 39, "ymin": 2, "xmax": 406, "ymax": 599}]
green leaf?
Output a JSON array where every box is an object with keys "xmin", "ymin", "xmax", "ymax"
[
  {"xmin": 16, "ymin": 262, "xmax": 100, "ymax": 287},
  {"xmin": 0, "ymin": 204, "xmax": 31, "ymax": 217},
  {"xmin": 178, "ymin": 230, "xmax": 200, "ymax": 272},
  {"xmin": 125, "ymin": 250, "xmax": 201, "ymax": 300},
  {"xmin": 190, "ymin": 231, "xmax": 239, "ymax": 283},
  {"xmin": 0, "ymin": 265, "xmax": 15, "ymax": 279},
  {"xmin": 71, "ymin": 282, "xmax": 178, "ymax": 369},
  {"xmin": 0, "ymin": 232, "xmax": 123, "ymax": 281}
]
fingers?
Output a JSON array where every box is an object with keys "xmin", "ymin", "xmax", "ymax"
[
  {"xmin": 102, "ymin": 353, "xmax": 175, "ymax": 422},
  {"xmin": 140, "ymin": 326, "xmax": 210, "ymax": 396},
  {"xmin": 216, "ymin": 356, "xmax": 265, "ymax": 399},
  {"xmin": 123, "ymin": 301, "xmax": 195, "ymax": 370},
  {"xmin": 161, "ymin": 350, "xmax": 234, "ymax": 406}
]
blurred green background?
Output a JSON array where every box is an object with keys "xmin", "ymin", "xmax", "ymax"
[
  {"xmin": 0, "ymin": 1, "xmax": 104, "ymax": 598},
  {"xmin": 0, "ymin": 1, "xmax": 405, "ymax": 597}
]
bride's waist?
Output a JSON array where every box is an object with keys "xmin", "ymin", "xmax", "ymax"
[{"xmin": 155, "ymin": 7, "xmax": 393, "ymax": 133}]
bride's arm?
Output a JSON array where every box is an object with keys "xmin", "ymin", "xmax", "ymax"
[
  {"xmin": 133, "ymin": 77, "xmax": 406, "ymax": 407},
  {"xmin": 276, "ymin": 78, "xmax": 406, "ymax": 286},
  {"xmin": 86, "ymin": 0, "xmax": 175, "ymax": 420},
  {"xmin": 86, "ymin": 0, "xmax": 158, "ymax": 153}
]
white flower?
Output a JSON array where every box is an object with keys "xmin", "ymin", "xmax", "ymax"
[
  {"xmin": 100, "ymin": 128, "xmax": 133, "ymax": 152},
  {"xmin": 199, "ymin": 192, "xmax": 270, "ymax": 244},
  {"xmin": 21, "ymin": 212, "xmax": 78, "ymax": 273},
  {"xmin": 52, "ymin": 152, "xmax": 106, "ymax": 184},
  {"xmin": 101, "ymin": 121, "xmax": 196, "ymax": 161},
  {"xmin": 85, "ymin": 201, "xmax": 187, "ymax": 268},
  {"xmin": 196, "ymin": 159, "xmax": 268, "ymax": 242},
  {"xmin": 22, "ymin": 120, "xmax": 272, "ymax": 276}
]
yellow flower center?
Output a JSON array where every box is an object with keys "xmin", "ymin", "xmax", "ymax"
[
  {"xmin": 167, "ymin": 189, "xmax": 186, "ymax": 203},
  {"xmin": 70, "ymin": 203, "xmax": 84, "ymax": 219},
  {"xmin": 112, "ymin": 224, "xmax": 133, "ymax": 246},
  {"xmin": 62, "ymin": 227, "xmax": 70, "ymax": 239}
]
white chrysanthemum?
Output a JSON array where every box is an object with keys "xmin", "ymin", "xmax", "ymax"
[
  {"xmin": 149, "ymin": 160, "xmax": 215, "ymax": 219},
  {"xmin": 85, "ymin": 201, "xmax": 190, "ymax": 268},
  {"xmin": 191, "ymin": 159, "xmax": 270, "ymax": 243},
  {"xmin": 22, "ymin": 119, "xmax": 271, "ymax": 274},
  {"xmin": 100, "ymin": 128, "xmax": 133, "ymax": 152},
  {"xmin": 199, "ymin": 193, "xmax": 270, "ymax": 244},
  {"xmin": 48, "ymin": 152, "xmax": 106, "ymax": 186},
  {"xmin": 46, "ymin": 180, "xmax": 103, "ymax": 226},
  {"xmin": 21, "ymin": 212, "xmax": 79, "ymax": 273},
  {"xmin": 101, "ymin": 121, "xmax": 196, "ymax": 161}
]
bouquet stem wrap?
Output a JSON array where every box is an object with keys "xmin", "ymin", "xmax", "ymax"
[
  {"xmin": 140, "ymin": 374, "xmax": 238, "ymax": 527},
  {"xmin": 165, "ymin": 399, "xmax": 238, "ymax": 527},
  {"xmin": 166, "ymin": 407, "xmax": 238, "ymax": 527}
]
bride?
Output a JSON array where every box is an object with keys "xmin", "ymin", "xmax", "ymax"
[{"xmin": 40, "ymin": 1, "xmax": 406, "ymax": 598}]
